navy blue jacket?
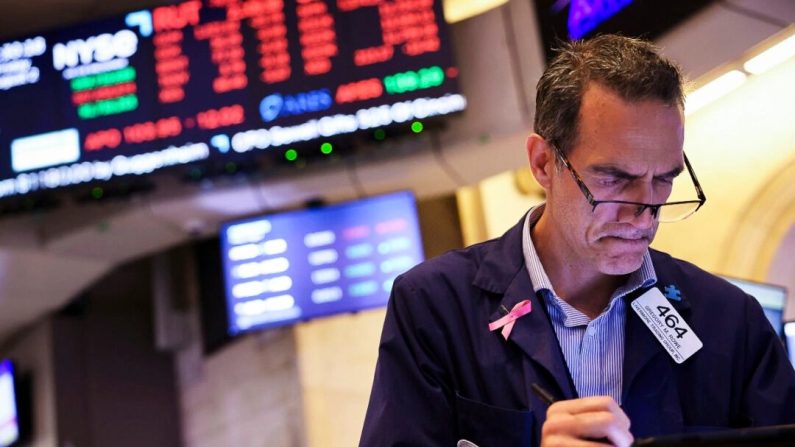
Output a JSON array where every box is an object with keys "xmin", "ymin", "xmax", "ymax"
[{"xmin": 360, "ymin": 218, "xmax": 795, "ymax": 446}]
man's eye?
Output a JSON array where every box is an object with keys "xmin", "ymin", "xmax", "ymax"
[
  {"xmin": 655, "ymin": 177, "xmax": 675, "ymax": 185},
  {"xmin": 598, "ymin": 178, "xmax": 624, "ymax": 187}
]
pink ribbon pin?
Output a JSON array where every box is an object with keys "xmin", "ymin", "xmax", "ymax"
[{"xmin": 488, "ymin": 300, "xmax": 532, "ymax": 340}]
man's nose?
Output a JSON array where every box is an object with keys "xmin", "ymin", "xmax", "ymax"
[
  {"xmin": 616, "ymin": 201, "xmax": 655, "ymax": 228},
  {"xmin": 631, "ymin": 204, "xmax": 657, "ymax": 228}
]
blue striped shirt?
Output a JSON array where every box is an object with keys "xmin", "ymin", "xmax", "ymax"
[{"xmin": 521, "ymin": 206, "xmax": 656, "ymax": 404}]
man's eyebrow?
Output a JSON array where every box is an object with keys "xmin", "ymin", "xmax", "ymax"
[
  {"xmin": 588, "ymin": 165, "xmax": 639, "ymax": 179},
  {"xmin": 659, "ymin": 165, "xmax": 685, "ymax": 178},
  {"xmin": 588, "ymin": 164, "xmax": 685, "ymax": 179}
]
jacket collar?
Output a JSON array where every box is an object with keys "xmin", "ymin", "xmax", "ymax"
[
  {"xmin": 648, "ymin": 250, "xmax": 692, "ymax": 313},
  {"xmin": 472, "ymin": 215, "xmax": 527, "ymax": 296}
]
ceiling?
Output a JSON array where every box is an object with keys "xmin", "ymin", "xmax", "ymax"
[
  {"xmin": 0, "ymin": 0, "xmax": 792, "ymax": 345},
  {"xmin": 0, "ymin": 0, "xmax": 504, "ymax": 40},
  {"xmin": 0, "ymin": 0, "xmax": 167, "ymax": 40}
]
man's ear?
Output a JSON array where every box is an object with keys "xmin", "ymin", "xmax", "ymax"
[{"xmin": 526, "ymin": 133, "xmax": 554, "ymax": 189}]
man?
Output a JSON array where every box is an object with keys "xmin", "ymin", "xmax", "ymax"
[{"xmin": 359, "ymin": 35, "xmax": 795, "ymax": 446}]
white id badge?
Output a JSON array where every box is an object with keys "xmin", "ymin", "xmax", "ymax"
[{"xmin": 631, "ymin": 288, "xmax": 703, "ymax": 364}]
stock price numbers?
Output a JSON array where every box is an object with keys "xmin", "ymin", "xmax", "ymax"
[{"xmin": 0, "ymin": 0, "xmax": 465, "ymax": 201}]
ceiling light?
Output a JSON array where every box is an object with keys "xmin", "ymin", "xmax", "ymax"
[
  {"xmin": 685, "ymin": 70, "xmax": 747, "ymax": 116},
  {"xmin": 444, "ymin": 0, "xmax": 508, "ymax": 23},
  {"xmin": 744, "ymin": 33, "xmax": 795, "ymax": 75}
]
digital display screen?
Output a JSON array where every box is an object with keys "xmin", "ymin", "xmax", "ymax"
[
  {"xmin": 0, "ymin": 0, "xmax": 465, "ymax": 200},
  {"xmin": 724, "ymin": 277, "xmax": 787, "ymax": 336},
  {"xmin": 220, "ymin": 190, "xmax": 424, "ymax": 334},
  {"xmin": 785, "ymin": 322, "xmax": 795, "ymax": 368},
  {"xmin": 0, "ymin": 359, "xmax": 19, "ymax": 447},
  {"xmin": 532, "ymin": 0, "xmax": 715, "ymax": 59}
]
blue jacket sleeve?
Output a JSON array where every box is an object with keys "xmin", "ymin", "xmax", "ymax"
[{"xmin": 359, "ymin": 275, "xmax": 457, "ymax": 446}]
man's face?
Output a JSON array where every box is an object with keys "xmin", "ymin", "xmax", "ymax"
[{"xmin": 547, "ymin": 83, "xmax": 685, "ymax": 276}]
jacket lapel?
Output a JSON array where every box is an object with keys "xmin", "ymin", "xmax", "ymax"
[
  {"xmin": 622, "ymin": 252, "xmax": 691, "ymax": 435},
  {"xmin": 474, "ymin": 215, "xmax": 576, "ymax": 401},
  {"xmin": 623, "ymin": 252, "xmax": 693, "ymax": 397},
  {"xmin": 498, "ymin": 268, "xmax": 576, "ymax": 401},
  {"xmin": 622, "ymin": 286, "xmax": 666, "ymax": 398}
]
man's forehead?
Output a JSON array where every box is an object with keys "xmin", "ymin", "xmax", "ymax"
[
  {"xmin": 576, "ymin": 84, "xmax": 684, "ymax": 137},
  {"xmin": 579, "ymin": 82, "xmax": 683, "ymax": 116},
  {"xmin": 569, "ymin": 84, "xmax": 685, "ymax": 173}
]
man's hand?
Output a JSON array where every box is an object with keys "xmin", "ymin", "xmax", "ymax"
[{"xmin": 541, "ymin": 396, "xmax": 633, "ymax": 447}]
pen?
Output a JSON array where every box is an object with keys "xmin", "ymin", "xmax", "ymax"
[{"xmin": 531, "ymin": 382, "xmax": 557, "ymax": 405}]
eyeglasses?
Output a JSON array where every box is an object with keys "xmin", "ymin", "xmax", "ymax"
[{"xmin": 549, "ymin": 144, "xmax": 706, "ymax": 223}]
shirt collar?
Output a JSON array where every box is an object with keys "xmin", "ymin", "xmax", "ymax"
[
  {"xmin": 522, "ymin": 205, "xmax": 556, "ymax": 295},
  {"xmin": 521, "ymin": 204, "xmax": 657, "ymax": 319}
]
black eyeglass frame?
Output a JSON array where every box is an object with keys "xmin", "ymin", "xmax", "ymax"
[{"xmin": 549, "ymin": 143, "xmax": 707, "ymax": 221}]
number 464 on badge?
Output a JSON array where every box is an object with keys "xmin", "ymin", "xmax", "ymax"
[{"xmin": 632, "ymin": 288, "xmax": 703, "ymax": 364}]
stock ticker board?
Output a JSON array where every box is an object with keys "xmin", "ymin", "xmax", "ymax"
[{"xmin": 0, "ymin": 0, "xmax": 466, "ymax": 200}]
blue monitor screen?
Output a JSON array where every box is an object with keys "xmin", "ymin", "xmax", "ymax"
[
  {"xmin": 220, "ymin": 190, "xmax": 424, "ymax": 334},
  {"xmin": 785, "ymin": 322, "xmax": 795, "ymax": 368},
  {"xmin": 532, "ymin": 0, "xmax": 714, "ymax": 60},
  {"xmin": 0, "ymin": 359, "xmax": 19, "ymax": 447},
  {"xmin": 724, "ymin": 277, "xmax": 787, "ymax": 336}
]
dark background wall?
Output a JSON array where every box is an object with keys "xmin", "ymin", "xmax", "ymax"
[{"xmin": 52, "ymin": 258, "xmax": 183, "ymax": 447}]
